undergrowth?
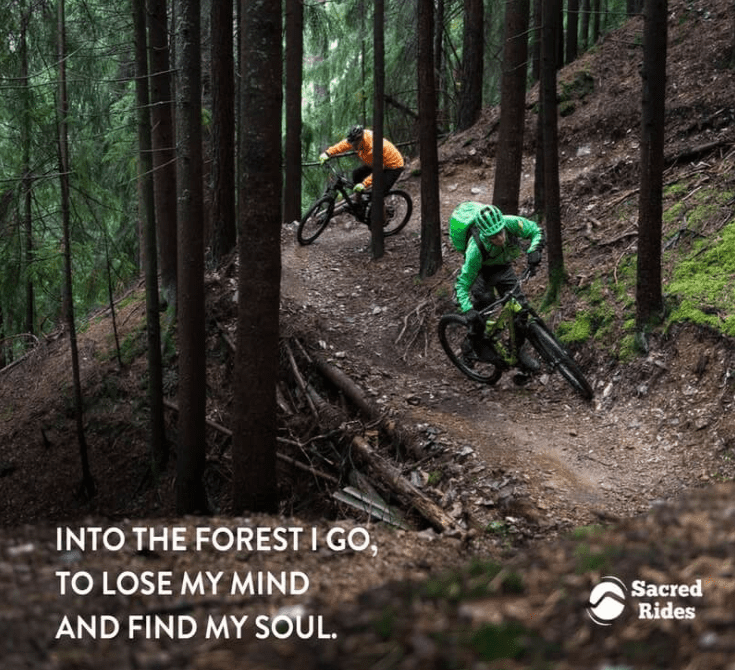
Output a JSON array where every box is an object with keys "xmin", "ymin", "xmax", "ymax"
[
  {"xmin": 664, "ymin": 218, "xmax": 735, "ymax": 336},
  {"xmin": 556, "ymin": 180, "xmax": 735, "ymax": 356}
]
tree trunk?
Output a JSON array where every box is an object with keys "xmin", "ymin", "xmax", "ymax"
[
  {"xmin": 147, "ymin": 0, "xmax": 178, "ymax": 306},
  {"xmin": 636, "ymin": 0, "xmax": 667, "ymax": 334},
  {"xmin": 371, "ymin": 0, "xmax": 386, "ymax": 260},
  {"xmin": 418, "ymin": 0, "xmax": 442, "ymax": 278},
  {"xmin": 531, "ymin": 0, "xmax": 541, "ymax": 82},
  {"xmin": 457, "ymin": 0, "xmax": 484, "ymax": 131},
  {"xmin": 284, "ymin": 0, "xmax": 304, "ymax": 224},
  {"xmin": 580, "ymin": 0, "xmax": 591, "ymax": 50},
  {"xmin": 210, "ymin": 0, "xmax": 236, "ymax": 262},
  {"xmin": 541, "ymin": 0, "xmax": 564, "ymax": 297},
  {"xmin": 20, "ymin": 1, "xmax": 35, "ymax": 340},
  {"xmin": 175, "ymin": 0, "xmax": 207, "ymax": 515},
  {"xmin": 434, "ymin": 0, "xmax": 447, "ymax": 132},
  {"xmin": 592, "ymin": 0, "xmax": 602, "ymax": 44},
  {"xmin": 566, "ymin": 0, "xmax": 579, "ymax": 64},
  {"xmin": 133, "ymin": 0, "xmax": 167, "ymax": 475},
  {"xmin": 57, "ymin": 0, "xmax": 94, "ymax": 500},
  {"xmin": 232, "ymin": 0, "xmax": 282, "ymax": 514},
  {"xmin": 493, "ymin": 0, "xmax": 530, "ymax": 215}
]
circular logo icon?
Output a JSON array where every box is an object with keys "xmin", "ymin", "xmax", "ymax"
[{"xmin": 587, "ymin": 576, "xmax": 627, "ymax": 625}]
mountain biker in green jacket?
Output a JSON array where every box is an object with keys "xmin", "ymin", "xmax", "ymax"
[{"xmin": 455, "ymin": 204, "xmax": 545, "ymax": 372}]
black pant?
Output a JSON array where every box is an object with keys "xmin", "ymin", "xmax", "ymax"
[
  {"xmin": 352, "ymin": 165, "xmax": 403, "ymax": 192},
  {"xmin": 470, "ymin": 264, "xmax": 522, "ymax": 311}
]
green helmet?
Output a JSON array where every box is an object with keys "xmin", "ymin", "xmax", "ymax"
[{"xmin": 474, "ymin": 205, "xmax": 504, "ymax": 237}]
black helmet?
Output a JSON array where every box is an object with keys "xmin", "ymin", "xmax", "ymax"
[{"xmin": 347, "ymin": 125, "xmax": 364, "ymax": 144}]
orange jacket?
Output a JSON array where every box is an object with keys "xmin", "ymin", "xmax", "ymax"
[{"xmin": 326, "ymin": 129, "xmax": 404, "ymax": 188}]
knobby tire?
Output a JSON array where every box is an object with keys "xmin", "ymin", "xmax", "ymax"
[
  {"xmin": 297, "ymin": 196, "xmax": 334, "ymax": 245},
  {"xmin": 380, "ymin": 190, "xmax": 412, "ymax": 236},
  {"xmin": 526, "ymin": 321, "xmax": 594, "ymax": 400},
  {"xmin": 438, "ymin": 313, "xmax": 503, "ymax": 385}
]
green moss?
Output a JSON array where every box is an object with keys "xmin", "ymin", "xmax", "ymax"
[
  {"xmin": 560, "ymin": 71, "xmax": 594, "ymax": 103},
  {"xmin": 575, "ymin": 543, "xmax": 621, "ymax": 574},
  {"xmin": 617, "ymin": 333, "xmax": 639, "ymax": 362},
  {"xmin": 373, "ymin": 608, "xmax": 398, "ymax": 640},
  {"xmin": 421, "ymin": 560, "xmax": 520, "ymax": 601},
  {"xmin": 570, "ymin": 524, "xmax": 605, "ymax": 540},
  {"xmin": 663, "ymin": 201, "xmax": 685, "ymax": 225},
  {"xmin": 116, "ymin": 327, "xmax": 146, "ymax": 366},
  {"xmin": 665, "ymin": 219, "xmax": 735, "ymax": 336},
  {"xmin": 664, "ymin": 182, "xmax": 688, "ymax": 198},
  {"xmin": 559, "ymin": 100, "xmax": 576, "ymax": 117},
  {"xmin": 688, "ymin": 203, "xmax": 720, "ymax": 230},
  {"xmin": 557, "ymin": 312, "xmax": 592, "ymax": 343},
  {"xmin": 470, "ymin": 621, "xmax": 529, "ymax": 661},
  {"xmin": 557, "ymin": 280, "xmax": 617, "ymax": 346},
  {"xmin": 427, "ymin": 470, "xmax": 442, "ymax": 485}
]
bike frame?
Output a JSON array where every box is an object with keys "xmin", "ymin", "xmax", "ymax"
[
  {"xmin": 321, "ymin": 162, "xmax": 369, "ymax": 223},
  {"xmin": 476, "ymin": 269, "xmax": 533, "ymax": 368}
]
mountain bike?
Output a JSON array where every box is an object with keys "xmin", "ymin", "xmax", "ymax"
[
  {"xmin": 437, "ymin": 270, "xmax": 594, "ymax": 400},
  {"xmin": 297, "ymin": 161, "xmax": 412, "ymax": 245}
]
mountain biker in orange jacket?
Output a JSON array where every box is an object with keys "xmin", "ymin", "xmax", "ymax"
[
  {"xmin": 320, "ymin": 125, "xmax": 404, "ymax": 195},
  {"xmin": 455, "ymin": 203, "xmax": 545, "ymax": 372}
]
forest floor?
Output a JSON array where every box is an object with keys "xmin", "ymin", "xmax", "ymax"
[{"xmin": 2, "ymin": 0, "xmax": 735, "ymax": 668}]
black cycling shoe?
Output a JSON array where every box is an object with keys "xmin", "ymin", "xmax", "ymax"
[
  {"xmin": 518, "ymin": 347, "xmax": 540, "ymax": 373},
  {"xmin": 461, "ymin": 337, "xmax": 477, "ymax": 369},
  {"xmin": 470, "ymin": 335, "xmax": 500, "ymax": 363}
]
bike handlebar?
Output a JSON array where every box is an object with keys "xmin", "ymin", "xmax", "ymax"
[{"xmin": 322, "ymin": 159, "xmax": 354, "ymax": 188}]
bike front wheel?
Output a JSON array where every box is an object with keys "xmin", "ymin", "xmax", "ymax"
[
  {"xmin": 378, "ymin": 190, "xmax": 413, "ymax": 236},
  {"xmin": 297, "ymin": 196, "xmax": 334, "ymax": 245},
  {"xmin": 525, "ymin": 321, "xmax": 594, "ymax": 400},
  {"xmin": 438, "ymin": 313, "xmax": 503, "ymax": 385}
]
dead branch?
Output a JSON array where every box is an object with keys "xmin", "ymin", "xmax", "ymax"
[
  {"xmin": 277, "ymin": 452, "xmax": 340, "ymax": 485},
  {"xmin": 215, "ymin": 321, "xmax": 236, "ymax": 352},
  {"xmin": 162, "ymin": 398, "xmax": 338, "ymax": 485},
  {"xmin": 284, "ymin": 340, "xmax": 320, "ymax": 419},
  {"xmin": 395, "ymin": 299, "xmax": 432, "ymax": 360},
  {"xmin": 163, "ymin": 398, "xmax": 232, "ymax": 437},
  {"xmin": 310, "ymin": 352, "xmax": 423, "ymax": 458},
  {"xmin": 0, "ymin": 334, "xmax": 41, "ymax": 375},
  {"xmin": 598, "ymin": 226, "xmax": 638, "ymax": 247},
  {"xmin": 666, "ymin": 139, "xmax": 733, "ymax": 166},
  {"xmin": 601, "ymin": 187, "xmax": 639, "ymax": 213},
  {"xmin": 349, "ymin": 434, "xmax": 458, "ymax": 533}
]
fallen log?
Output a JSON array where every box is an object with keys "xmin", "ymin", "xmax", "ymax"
[
  {"xmin": 312, "ymin": 354, "xmax": 377, "ymax": 420},
  {"xmin": 666, "ymin": 139, "xmax": 733, "ymax": 166},
  {"xmin": 311, "ymin": 353, "xmax": 423, "ymax": 458},
  {"xmin": 349, "ymin": 434, "xmax": 458, "ymax": 533},
  {"xmin": 164, "ymin": 395, "xmax": 456, "ymax": 532}
]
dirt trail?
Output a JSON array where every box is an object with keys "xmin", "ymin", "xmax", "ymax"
[{"xmin": 280, "ymin": 190, "xmax": 730, "ymax": 539}]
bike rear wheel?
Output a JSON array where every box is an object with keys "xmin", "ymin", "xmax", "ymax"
[
  {"xmin": 297, "ymin": 196, "xmax": 334, "ymax": 245},
  {"xmin": 369, "ymin": 190, "xmax": 412, "ymax": 236},
  {"xmin": 438, "ymin": 313, "xmax": 503, "ymax": 385},
  {"xmin": 525, "ymin": 321, "xmax": 594, "ymax": 400}
]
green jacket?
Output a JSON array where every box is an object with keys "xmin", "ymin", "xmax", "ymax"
[{"xmin": 455, "ymin": 215, "xmax": 543, "ymax": 313}]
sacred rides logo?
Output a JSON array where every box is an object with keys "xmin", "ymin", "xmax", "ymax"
[{"xmin": 586, "ymin": 575, "xmax": 704, "ymax": 626}]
